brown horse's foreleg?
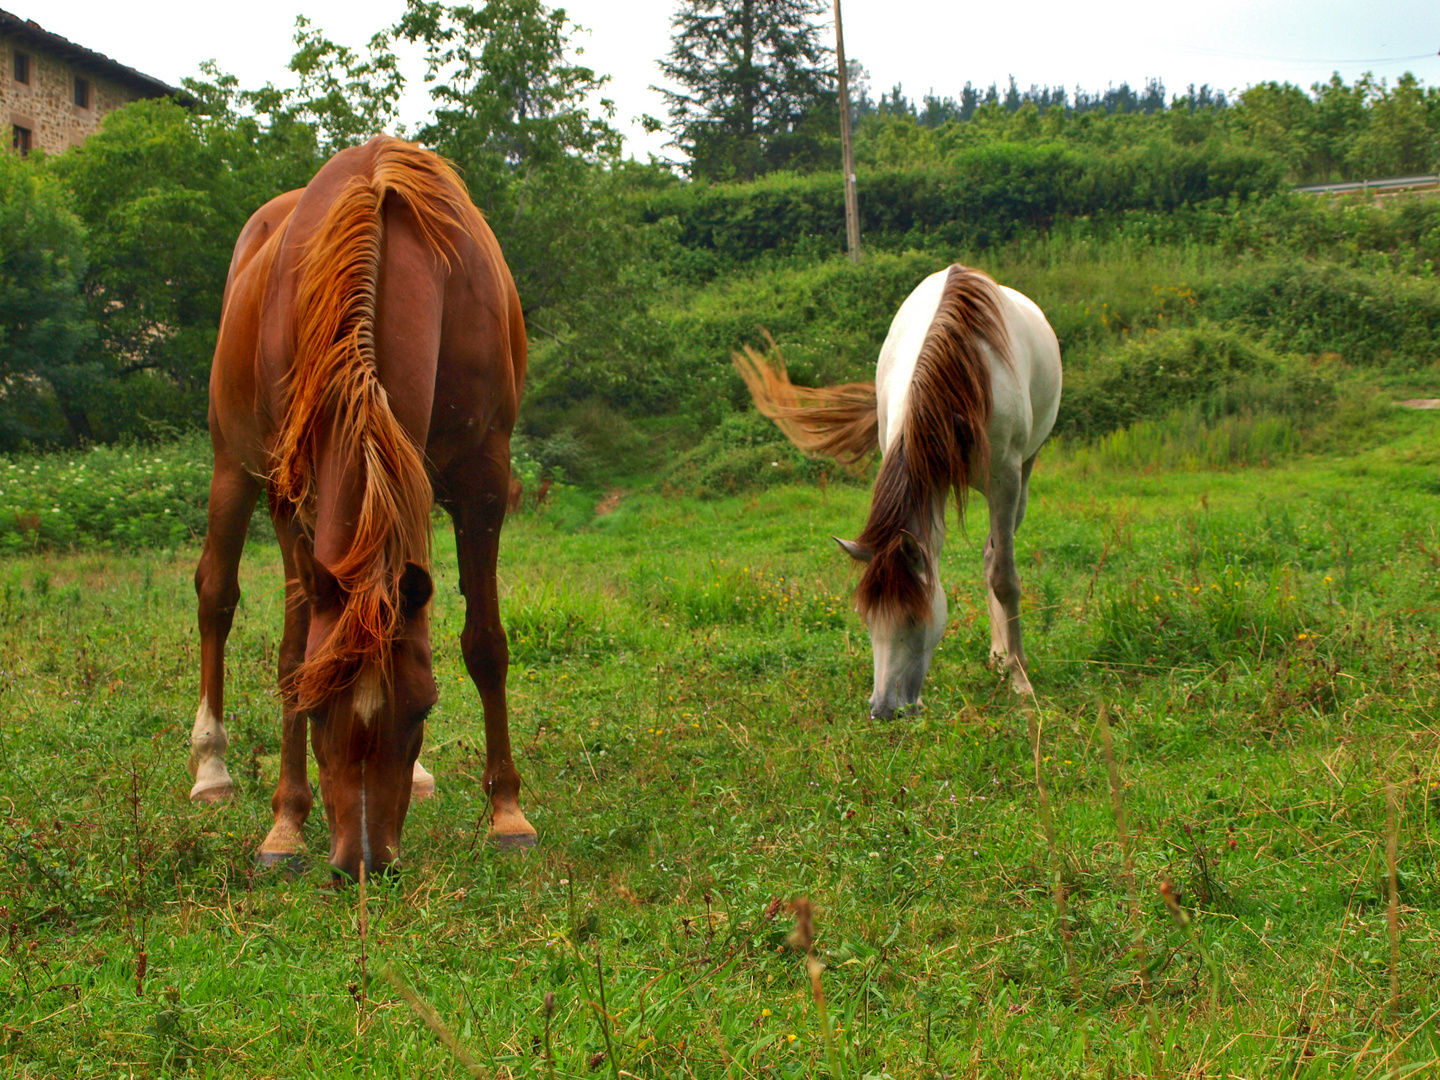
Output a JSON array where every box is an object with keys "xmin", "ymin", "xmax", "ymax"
[
  {"xmin": 257, "ymin": 510, "xmax": 315, "ymax": 867},
  {"xmin": 189, "ymin": 452, "xmax": 260, "ymax": 803},
  {"xmin": 444, "ymin": 447, "xmax": 536, "ymax": 849}
]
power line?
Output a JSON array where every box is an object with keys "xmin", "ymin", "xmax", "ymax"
[{"xmin": 1158, "ymin": 42, "xmax": 1438, "ymax": 65}]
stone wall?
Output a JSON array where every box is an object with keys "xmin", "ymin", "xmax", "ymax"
[{"xmin": 1, "ymin": 33, "xmax": 151, "ymax": 154}]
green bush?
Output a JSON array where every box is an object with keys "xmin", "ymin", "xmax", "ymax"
[
  {"xmin": 1204, "ymin": 261, "xmax": 1440, "ymax": 366},
  {"xmin": 1057, "ymin": 323, "xmax": 1334, "ymax": 439},
  {"xmin": 639, "ymin": 142, "xmax": 1285, "ymax": 273},
  {"xmin": 660, "ymin": 409, "xmax": 861, "ymax": 499},
  {"xmin": 0, "ymin": 435, "xmax": 213, "ymax": 551}
]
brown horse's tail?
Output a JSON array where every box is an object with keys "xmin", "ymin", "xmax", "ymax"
[
  {"xmin": 273, "ymin": 138, "xmax": 482, "ymax": 709},
  {"xmin": 853, "ymin": 265, "xmax": 1008, "ymax": 622},
  {"xmin": 732, "ymin": 333, "xmax": 878, "ymax": 468}
]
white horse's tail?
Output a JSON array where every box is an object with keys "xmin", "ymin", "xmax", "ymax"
[{"xmin": 732, "ymin": 332, "xmax": 878, "ymax": 468}]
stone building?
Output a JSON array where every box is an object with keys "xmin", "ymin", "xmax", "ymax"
[{"xmin": 2, "ymin": 8, "xmax": 177, "ymax": 155}]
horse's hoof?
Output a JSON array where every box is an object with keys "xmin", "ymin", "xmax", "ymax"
[
  {"xmin": 490, "ymin": 830, "xmax": 537, "ymax": 852},
  {"xmin": 411, "ymin": 762, "xmax": 436, "ymax": 801},
  {"xmin": 189, "ymin": 781, "xmax": 234, "ymax": 805},
  {"xmin": 256, "ymin": 850, "xmax": 307, "ymax": 874}
]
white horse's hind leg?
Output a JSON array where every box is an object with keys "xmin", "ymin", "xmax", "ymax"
[{"xmin": 983, "ymin": 455, "xmax": 1032, "ymax": 694}]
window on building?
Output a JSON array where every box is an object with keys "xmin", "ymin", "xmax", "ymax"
[
  {"xmin": 74, "ymin": 76, "xmax": 90, "ymax": 108},
  {"xmin": 13, "ymin": 52, "xmax": 29, "ymax": 84},
  {"xmin": 12, "ymin": 125, "xmax": 31, "ymax": 155}
]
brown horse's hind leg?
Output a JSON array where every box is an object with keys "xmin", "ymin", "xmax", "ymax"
[
  {"xmin": 189, "ymin": 450, "xmax": 260, "ymax": 803},
  {"xmin": 443, "ymin": 444, "xmax": 536, "ymax": 850},
  {"xmin": 257, "ymin": 509, "xmax": 315, "ymax": 868}
]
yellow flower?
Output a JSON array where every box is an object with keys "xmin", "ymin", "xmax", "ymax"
[
  {"xmin": 1297, "ymin": 633, "xmax": 1308, "ymax": 640},
  {"xmin": 787, "ymin": 1034, "xmax": 797, "ymax": 1043},
  {"xmin": 1324, "ymin": 576, "xmax": 1333, "ymax": 583},
  {"xmin": 762, "ymin": 1008, "xmax": 772, "ymax": 1017}
]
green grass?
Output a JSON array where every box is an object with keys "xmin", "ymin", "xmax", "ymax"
[{"xmin": 1, "ymin": 413, "xmax": 1439, "ymax": 1077}]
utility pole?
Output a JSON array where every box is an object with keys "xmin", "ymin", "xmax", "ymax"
[{"xmin": 833, "ymin": 0, "xmax": 861, "ymax": 263}]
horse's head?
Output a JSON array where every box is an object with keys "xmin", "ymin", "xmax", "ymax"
[
  {"xmin": 836, "ymin": 533, "xmax": 948, "ymax": 720},
  {"xmin": 293, "ymin": 537, "xmax": 437, "ymax": 883}
]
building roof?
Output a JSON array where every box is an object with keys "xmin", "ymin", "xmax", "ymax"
[{"xmin": 0, "ymin": 7, "xmax": 180, "ymax": 98}]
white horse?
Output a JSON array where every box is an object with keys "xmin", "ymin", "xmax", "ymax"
[{"xmin": 735, "ymin": 264, "xmax": 1062, "ymax": 717}]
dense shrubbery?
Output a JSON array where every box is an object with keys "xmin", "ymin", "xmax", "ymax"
[
  {"xmin": 0, "ymin": 435, "xmax": 214, "ymax": 551},
  {"xmin": 659, "ymin": 409, "xmax": 857, "ymax": 499},
  {"xmin": 1057, "ymin": 324, "xmax": 1334, "ymax": 439},
  {"xmin": 640, "ymin": 142, "xmax": 1285, "ymax": 273}
]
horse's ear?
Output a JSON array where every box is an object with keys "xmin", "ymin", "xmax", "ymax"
[
  {"xmin": 399, "ymin": 562, "xmax": 433, "ymax": 620},
  {"xmin": 898, "ymin": 530, "xmax": 927, "ymax": 571},
  {"xmin": 835, "ymin": 536, "xmax": 873, "ymax": 563},
  {"xmin": 293, "ymin": 535, "xmax": 343, "ymax": 612}
]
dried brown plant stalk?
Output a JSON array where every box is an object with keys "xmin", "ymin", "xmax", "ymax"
[
  {"xmin": 1387, "ymin": 783, "xmax": 1401, "ymax": 1017},
  {"xmin": 1099, "ymin": 703, "xmax": 1163, "ymax": 1076},
  {"xmin": 379, "ymin": 962, "xmax": 486, "ymax": 1078},
  {"xmin": 1027, "ymin": 706, "xmax": 1081, "ymax": 1000},
  {"xmin": 789, "ymin": 898, "xmax": 843, "ymax": 1080},
  {"xmin": 356, "ymin": 862, "xmax": 369, "ymax": 1035}
]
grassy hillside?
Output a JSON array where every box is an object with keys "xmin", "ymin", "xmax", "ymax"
[{"xmin": 0, "ymin": 409, "xmax": 1437, "ymax": 1076}]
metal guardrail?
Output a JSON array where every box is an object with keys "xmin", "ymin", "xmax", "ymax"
[{"xmin": 1294, "ymin": 174, "xmax": 1440, "ymax": 195}]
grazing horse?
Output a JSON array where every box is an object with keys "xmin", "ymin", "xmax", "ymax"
[
  {"xmin": 187, "ymin": 136, "xmax": 536, "ymax": 881},
  {"xmin": 736, "ymin": 264, "xmax": 1062, "ymax": 717}
]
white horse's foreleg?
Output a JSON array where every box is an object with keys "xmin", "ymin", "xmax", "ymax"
[{"xmin": 983, "ymin": 455, "xmax": 1032, "ymax": 694}]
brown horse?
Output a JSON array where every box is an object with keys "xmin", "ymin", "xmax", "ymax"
[{"xmin": 187, "ymin": 136, "xmax": 536, "ymax": 881}]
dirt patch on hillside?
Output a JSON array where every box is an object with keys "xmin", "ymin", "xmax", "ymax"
[{"xmin": 595, "ymin": 489, "xmax": 624, "ymax": 516}]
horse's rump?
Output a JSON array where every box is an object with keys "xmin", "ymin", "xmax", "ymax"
[
  {"xmin": 855, "ymin": 265, "xmax": 1009, "ymax": 622},
  {"xmin": 271, "ymin": 138, "xmax": 486, "ymax": 708}
]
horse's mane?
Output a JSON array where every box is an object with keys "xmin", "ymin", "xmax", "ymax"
[
  {"xmin": 855, "ymin": 265, "xmax": 1008, "ymax": 622},
  {"xmin": 272, "ymin": 137, "xmax": 485, "ymax": 709}
]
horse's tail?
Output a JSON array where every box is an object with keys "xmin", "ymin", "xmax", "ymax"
[
  {"xmin": 273, "ymin": 137, "xmax": 482, "ymax": 709},
  {"xmin": 732, "ymin": 333, "xmax": 878, "ymax": 467},
  {"xmin": 854, "ymin": 265, "xmax": 1008, "ymax": 622}
]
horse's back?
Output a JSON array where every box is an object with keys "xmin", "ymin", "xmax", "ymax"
[
  {"xmin": 992, "ymin": 286, "xmax": 1062, "ymax": 463},
  {"xmin": 212, "ymin": 137, "xmax": 523, "ymax": 479},
  {"xmin": 209, "ymin": 189, "xmax": 303, "ymax": 470},
  {"xmin": 875, "ymin": 268, "xmax": 951, "ymax": 451}
]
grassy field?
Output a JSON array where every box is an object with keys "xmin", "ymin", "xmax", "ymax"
[{"xmin": 1, "ymin": 409, "xmax": 1439, "ymax": 1078}]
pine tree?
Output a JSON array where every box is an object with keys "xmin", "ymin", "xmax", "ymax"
[{"xmin": 656, "ymin": 0, "xmax": 834, "ymax": 181}]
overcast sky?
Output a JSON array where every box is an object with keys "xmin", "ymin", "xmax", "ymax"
[{"xmin": 33, "ymin": 0, "xmax": 1440, "ymax": 160}]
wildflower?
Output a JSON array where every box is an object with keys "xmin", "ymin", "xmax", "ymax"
[
  {"xmin": 786, "ymin": 1034, "xmax": 797, "ymax": 1043},
  {"xmin": 762, "ymin": 1008, "xmax": 772, "ymax": 1017},
  {"xmin": 1297, "ymin": 633, "xmax": 1308, "ymax": 640}
]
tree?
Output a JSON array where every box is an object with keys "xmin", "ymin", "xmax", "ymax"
[
  {"xmin": 0, "ymin": 151, "xmax": 93, "ymax": 445},
  {"xmin": 1348, "ymin": 73, "xmax": 1437, "ymax": 178},
  {"xmin": 49, "ymin": 96, "xmax": 323, "ymax": 440},
  {"xmin": 656, "ymin": 0, "xmax": 835, "ymax": 181},
  {"xmin": 395, "ymin": 0, "xmax": 672, "ymax": 411}
]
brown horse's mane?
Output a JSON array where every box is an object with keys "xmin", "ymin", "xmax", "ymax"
[
  {"xmin": 854, "ymin": 265, "xmax": 1008, "ymax": 622},
  {"xmin": 272, "ymin": 137, "xmax": 487, "ymax": 709}
]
